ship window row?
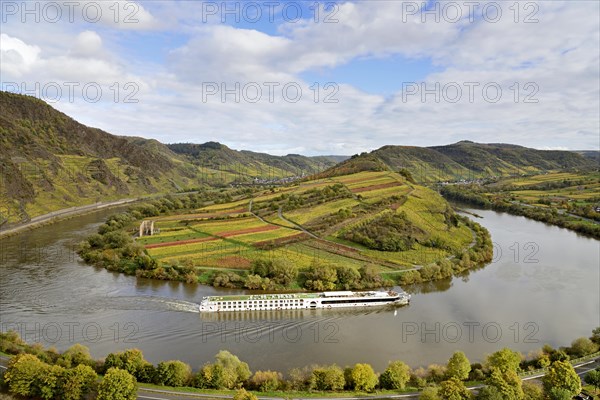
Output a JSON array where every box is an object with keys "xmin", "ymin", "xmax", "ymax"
[
  {"xmin": 321, "ymin": 298, "xmax": 392, "ymax": 304},
  {"xmin": 216, "ymin": 300, "xmax": 303, "ymax": 306}
]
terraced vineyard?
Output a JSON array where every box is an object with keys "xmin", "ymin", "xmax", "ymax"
[{"xmin": 137, "ymin": 171, "xmax": 475, "ymax": 275}]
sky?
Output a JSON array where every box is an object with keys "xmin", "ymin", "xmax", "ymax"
[{"xmin": 1, "ymin": 0, "xmax": 599, "ymax": 155}]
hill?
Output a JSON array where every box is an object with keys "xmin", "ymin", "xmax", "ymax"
[
  {"xmin": 79, "ymin": 169, "xmax": 493, "ymax": 289},
  {"xmin": 319, "ymin": 141, "xmax": 596, "ymax": 183},
  {"xmin": 166, "ymin": 142, "xmax": 339, "ymax": 183},
  {"xmin": 0, "ymin": 92, "xmax": 338, "ymax": 224}
]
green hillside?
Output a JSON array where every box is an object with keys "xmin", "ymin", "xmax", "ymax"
[
  {"xmin": 320, "ymin": 141, "xmax": 596, "ymax": 183},
  {"xmin": 0, "ymin": 92, "xmax": 338, "ymax": 224},
  {"xmin": 79, "ymin": 169, "xmax": 493, "ymax": 289}
]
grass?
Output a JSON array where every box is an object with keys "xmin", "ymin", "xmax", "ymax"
[
  {"xmin": 137, "ymin": 382, "xmax": 422, "ymax": 398},
  {"xmin": 137, "ymin": 170, "xmax": 476, "ymax": 274}
]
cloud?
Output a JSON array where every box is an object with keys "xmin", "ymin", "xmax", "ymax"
[
  {"xmin": 0, "ymin": 34, "xmax": 41, "ymax": 77},
  {"xmin": 1, "ymin": 0, "xmax": 598, "ymax": 154}
]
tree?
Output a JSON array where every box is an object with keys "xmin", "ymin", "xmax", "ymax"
[
  {"xmin": 569, "ymin": 337, "xmax": 599, "ymax": 358},
  {"xmin": 546, "ymin": 388, "xmax": 573, "ymax": 400},
  {"xmin": 521, "ymin": 382, "xmax": 544, "ymax": 400},
  {"xmin": 156, "ymin": 360, "xmax": 192, "ymax": 387},
  {"xmin": 250, "ymin": 370, "xmax": 282, "ymax": 392},
  {"xmin": 584, "ymin": 369, "xmax": 600, "ymax": 392},
  {"xmin": 233, "ymin": 388, "xmax": 258, "ymax": 400},
  {"xmin": 350, "ymin": 363, "xmax": 378, "ymax": 392},
  {"xmin": 379, "ymin": 361, "xmax": 411, "ymax": 389},
  {"xmin": 476, "ymin": 386, "xmax": 504, "ymax": 400},
  {"xmin": 214, "ymin": 350, "xmax": 251, "ymax": 389},
  {"xmin": 446, "ymin": 351, "xmax": 471, "ymax": 381},
  {"xmin": 39, "ymin": 364, "xmax": 64, "ymax": 400},
  {"xmin": 304, "ymin": 260, "xmax": 338, "ymax": 291},
  {"xmin": 310, "ymin": 365, "xmax": 345, "ymax": 391},
  {"xmin": 486, "ymin": 348, "xmax": 522, "ymax": 374},
  {"xmin": 591, "ymin": 327, "xmax": 600, "ymax": 344},
  {"xmin": 60, "ymin": 364, "xmax": 98, "ymax": 400},
  {"xmin": 438, "ymin": 377, "xmax": 472, "ymax": 400},
  {"xmin": 97, "ymin": 367, "xmax": 137, "ymax": 400},
  {"xmin": 542, "ymin": 361, "xmax": 581, "ymax": 396},
  {"xmin": 420, "ymin": 386, "xmax": 441, "ymax": 400},
  {"xmin": 549, "ymin": 350, "xmax": 569, "ymax": 363},
  {"xmin": 336, "ymin": 265, "xmax": 361, "ymax": 289},
  {"xmin": 485, "ymin": 368, "xmax": 523, "ymax": 400},
  {"xmin": 58, "ymin": 344, "xmax": 92, "ymax": 368},
  {"xmin": 4, "ymin": 354, "xmax": 47, "ymax": 397}
]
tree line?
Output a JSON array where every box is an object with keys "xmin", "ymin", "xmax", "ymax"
[
  {"xmin": 440, "ymin": 185, "xmax": 600, "ymax": 239},
  {"xmin": 2, "ymin": 328, "xmax": 599, "ymax": 399}
]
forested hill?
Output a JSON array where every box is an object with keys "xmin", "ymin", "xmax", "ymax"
[
  {"xmin": 317, "ymin": 141, "xmax": 596, "ymax": 182},
  {"xmin": 0, "ymin": 92, "xmax": 338, "ymax": 224}
]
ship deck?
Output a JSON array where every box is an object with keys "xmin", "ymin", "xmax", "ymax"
[{"xmin": 205, "ymin": 293, "xmax": 322, "ymax": 302}]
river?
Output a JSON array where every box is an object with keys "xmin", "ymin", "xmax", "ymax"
[{"xmin": 0, "ymin": 206, "xmax": 598, "ymax": 372}]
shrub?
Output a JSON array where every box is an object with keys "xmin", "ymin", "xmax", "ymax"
[
  {"xmin": 155, "ymin": 360, "xmax": 192, "ymax": 387},
  {"xmin": 379, "ymin": 361, "xmax": 411, "ymax": 389},
  {"xmin": 349, "ymin": 363, "xmax": 378, "ymax": 392},
  {"xmin": 249, "ymin": 370, "xmax": 283, "ymax": 392},
  {"xmin": 97, "ymin": 367, "xmax": 137, "ymax": 400},
  {"xmin": 310, "ymin": 365, "xmax": 345, "ymax": 391}
]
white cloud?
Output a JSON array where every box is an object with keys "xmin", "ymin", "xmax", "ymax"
[
  {"xmin": 0, "ymin": 34, "xmax": 41, "ymax": 77},
  {"xmin": 1, "ymin": 0, "xmax": 598, "ymax": 153}
]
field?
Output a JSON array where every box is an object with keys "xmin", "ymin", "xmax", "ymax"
[
  {"xmin": 137, "ymin": 171, "xmax": 474, "ymax": 274},
  {"xmin": 485, "ymin": 171, "xmax": 600, "ymax": 214}
]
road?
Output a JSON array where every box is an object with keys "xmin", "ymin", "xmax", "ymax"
[
  {"xmin": 0, "ymin": 197, "xmax": 141, "ymax": 239},
  {"xmin": 0, "ymin": 355, "xmax": 598, "ymax": 399}
]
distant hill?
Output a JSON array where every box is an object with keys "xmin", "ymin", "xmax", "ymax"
[
  {"xmin": 167, "ymin": 142, "xmax": 338, "ymax": 181},
  {"xmin": 0, "ymin": 92, "xmax": 338, "ymax": 224},
  {"xmin": 573, "ymin": 150, "xmax": 600, "ymax": 163},
  {"xmin": 319, "ymin": 141, "xmax": 597, "ymax": 182},
  {"xmin": 1, "ymin": 91, "xmax": 594, "ymax": 224}
]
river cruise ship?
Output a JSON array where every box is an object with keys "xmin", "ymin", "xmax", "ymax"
[{"xmin": 199, "ymin": 289, "xmax": 410, "ymax": 312}]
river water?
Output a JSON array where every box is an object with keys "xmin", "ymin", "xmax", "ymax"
[{"xmin": 0, "ymin": 207, "xmax": 598, "ymax": 372}]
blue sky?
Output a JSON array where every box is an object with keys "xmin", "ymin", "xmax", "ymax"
[{"xmin": 1, "ymin": 1, "xmax": 598, "ymax": 155}]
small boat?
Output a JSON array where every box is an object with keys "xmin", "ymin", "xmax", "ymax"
[{"xmin": 199, "ymin": 289, "xmax": 410, "ymax": 312}]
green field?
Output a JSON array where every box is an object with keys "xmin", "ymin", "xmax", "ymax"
[
  {"xmin": 135, "ymin": 170, "xmax": 474, "ymax": 274},
  {"xmin": 485, "ymin": 171, "xmax": 600, "ymax": 216}
]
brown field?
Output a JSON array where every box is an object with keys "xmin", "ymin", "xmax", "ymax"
[
  {"xmin": 213, "ymin": 256, "xmax": 252, "ymax": 269},
  {"xmin": 218, "ymin": 224, "xmax": 280, "ymax": 238},
  {"xmin": 351, "ymin": 182, "xmax": 402, "ymax": 193},
  {"xmin": 145, "ymin": 236, "xmax": 219, "ymax": 249}
]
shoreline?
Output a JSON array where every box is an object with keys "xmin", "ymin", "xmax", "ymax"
[{"xmin": 0, "ymin": 197, "xmax": 143, "ymax": 239}]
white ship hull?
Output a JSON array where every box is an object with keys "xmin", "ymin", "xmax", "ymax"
[{"xmin": 199, "ymin": 290, "xmax": 410, "ymax": 313}]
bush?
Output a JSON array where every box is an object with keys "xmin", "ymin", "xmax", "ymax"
[
  {"xmin": 4, "ymin": 354, "xmax": 48, "ymax": 397},
  {"xmin": 304, "ymin": 260, "xmax": 337, "ymax": 291},
  {"xmin": 249, "ymin": 370, "xmax": 283, "ymax": 392},
  {"xmin": 349, "ymin": 363, "xmax": 378, "ymax": 392},
  {"xmin": 57, "ymin": 344, "xmax": 93, "ymax": 369},
  {"xmin": 446, "ymin": 351, "xmax": 471, "ymax": 380},
  {"xmin": 233, "ymin": 388, "xmax": 258, "ymax": 400},
  {"xmin": 194, "ymin": 351, "xmax": 251, "ymax": 390},
  {"xmin": 568, "ymin": 337, "xmax": 599, "ymax": 358},
  {"xmin": 155, "ymin": 360, "xmax": 192, "ymax": 387},
  {"xmin": 379, "ymin": 361, "xmax": 411, "ymax": 389},
  {"xmin": 97, "ymin": 367, "xmax": 137, "ymax": 400},
  {"xmin": 310, "ymin": 365, "xmax": 345, "ymax": 391},
  {"xmin": 60, "ymin": 364, "xmax": 97, "ymax": 400},
  {"xmin": 342, "ymin": 210, "xmax": 424, "ymax": 251}
]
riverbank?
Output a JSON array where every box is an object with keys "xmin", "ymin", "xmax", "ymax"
[
  {"xmin": 1, "ymin": 330, "xmax": 599, "ymax": 400},
  {"xmin": 440, "ymin": 185, "xmax": 600, "ymax": 239},
  {"xmin": 0, "ymin": 198, "xmax": 145, "ymax": 239}
]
